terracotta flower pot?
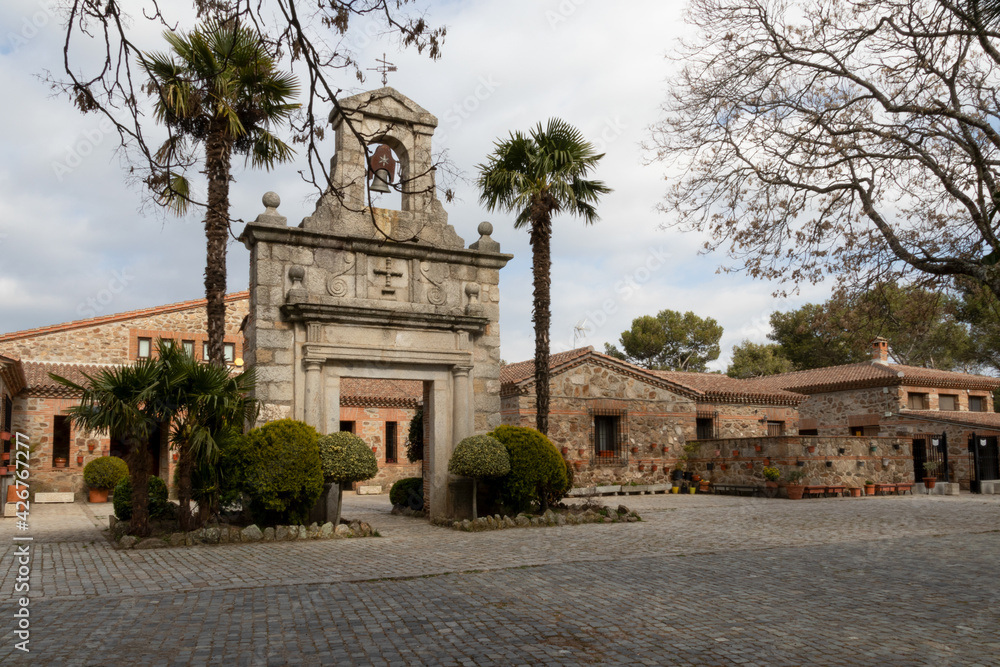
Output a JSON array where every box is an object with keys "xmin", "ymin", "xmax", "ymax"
[
  {"xmin": 732, "ymin": 450, "xmax": 740, "ymax": 457},
  {"xmin": 638, "ymin": 464, "xmax": 645, "ymax": 472},
  {"xmin": 651, "ymin": 464, "xmax": 658, "ymax": 472},
  {"xmin": 865, "ymin": 484, "xmax": 875, "ymax": 496},
  {"xmin": 76, "ymin": 455, "xmax": 84, "ymax": 466},
  {"xmin": 786, "ymin": 484, "xmax": 805, "ymax": 500},
  {"xmin": 1, "ymin": 452, "xmax": 9, "ymax": 462},
  {"xmin": 849, "ymin": 487, "xmax": 862, "ymax": 497},
  {"xmin": 630, "ymin": 447, "xmax": 639, "ymax": 454},
  {"xmin": 88, "ymin": 488, "xmax": 109, "ymax": 503},
  {"xmin": 561, "ymin": 447, "xmax": 569, "ymax": 455},
  {"xmin": 755, "ymin": 445, "xmax": 762, "ymax": 452},
  {"xmin": 923, "ymin": 477, "xmax": 937, "ymax": 489},
  {"xmin": 54, "ymin": 457, "xmax": 68, "ymax": 468},
  {"xmin": 807, "ymin": 446, "xmax": 816, "ymax": 453},
  {"xmin": 0, "ymin": 431, "xmax": 10, "ymax": 441},
  {"xmin": 691, "ymin": 474, "xmax": 701, "ymax": 483},
  {"xmin": 0, "ymin": 466, "xmax": 7, "ymax": 475},
  {"xmin": 88, "ymin": 442, "xmax": 96, "ymax": 452}
]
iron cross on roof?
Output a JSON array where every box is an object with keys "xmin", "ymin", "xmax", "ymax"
[{"xmin": 368, "ymin": 53, "xmax": 398, "ymax": 86}]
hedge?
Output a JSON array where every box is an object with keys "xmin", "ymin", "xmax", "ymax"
[{"xmin": 488, "ymin": 425, "xmax": 569, "ymax": 514}]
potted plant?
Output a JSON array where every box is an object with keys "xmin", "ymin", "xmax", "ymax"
[
  {"xmin": 922, "ymin": 461, "xmax": 940, "ymax": 489},
  {"xmin": 54, "ymin": 457, "xmax": 68, "ymax": 468},
  {"xmin": 785, "ymin": 470, "xmax": 806, "ymax": 500},
  {"xmin": 762, "ymin": 465, "xmax": 781, "ymax": 489},
  {"xmin": 76, "ymin": 454, "xmax": 84, "ymax": 466},
  {"xmin": 849, "ymin": 486, "xmax": 862, "ymax": 497},
  {"xmin": 698, "ymin": 478, "xmax": 710, "ymax": 493},
  {"xmin": 864, "ymin": 480, "xmax": 875, "ymax": 496},
  {"xmin": 806, "ymin": 445, "xmax": 816, "ymax": 453},
  {"xmin": 83, "ymin": 455, "xmax": 128, "ymax": 503}
]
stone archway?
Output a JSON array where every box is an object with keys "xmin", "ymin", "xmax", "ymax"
[{"xmin": 240, "ymin": 87, "xmax": 512, "ymax": 520}]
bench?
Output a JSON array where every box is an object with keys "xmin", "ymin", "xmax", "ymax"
[
  {"xmin": 803, "ymin": 485, "xmax": 827, "ymax": 498},
  {"xmin": 875, "ymin": 483, "xmax": 897, "ymax": 496},
  {"xmin": 894, "ymin": 483, "xmax": 914, "ymax": 495},
  {"xmin": 712, "ymin": 484, "xmax": 764, "ymax": 497},
  {"xmin": 825, "ymin": 485, "xmax": 847, "ymax": 498},
  {"xmin": 33, "ymin": 492, "xmax": 75, "ymax": 503}
]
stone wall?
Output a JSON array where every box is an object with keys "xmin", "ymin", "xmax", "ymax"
[
  {"xmin": 0, "ymin": 294, "xmax": 248, "ymax": 364},
  {"xmin": 686, "ymin": 436, "xmax": 913, "ymax": 488}
]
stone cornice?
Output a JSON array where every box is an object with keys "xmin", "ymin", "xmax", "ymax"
[
  {"xmin": 241, "ymin": 224, "xmax": 513, "ymax": 269},
  {"xmin": 282, "ymin": 301, "xmax": 489, "ymax": 336}
]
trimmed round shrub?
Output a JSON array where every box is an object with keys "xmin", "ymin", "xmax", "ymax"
[
  {"xmin": 318, "ymin": 431, "xmax": 378, "ymax": 484},
  {"xmin": 449, "ymin": 435, "xmax": 510, "ymax": 479},
  {"xmin": 83, "ymin": 456, "xmax": 128, "ymax": 490},
  {"xmin": 390, "ymin": 477, "xmax": 424, "ymax": 510},
  {"xmin": 241, "ymin": 419, "xmax": 324, "ymax": 526},
  {"xmin": 113, "ymin": 475, "xmax": 169, "ymax": 521},
  {"xmin": 488, "ymin": 425, "xmax": 569, "ymax": 514}
]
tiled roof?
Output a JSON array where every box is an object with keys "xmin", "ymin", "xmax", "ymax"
[
  {"xmin": 501, "ymin": 347, "xmax": 803, "ymax": 405},
  {"xmin": 23, "ymin": 361, "xmax": 119, "ymax": 397},
  {"xmin": 500, "ymin": 347, "xmax": 593, "ymax": 386},
  {"xmin": 340, "ymin": 378, "xmax": 423, "ymax": 408},
  {"xmin": 897, "ymin": 410, "xmax": 1000, "ymax": 431},
  {"xmin": 0, "ymin": 355, "xmax": 26, "ymax": 395},
  {"xmin": 746, "ymin": 361, "xmax": 1000, "ymax": 394},
  {"xmin": 651, "ymin": 370, "xmax": 805, "ymax": 405},
  {"xmin": 0, "ymin": 291, "xmax": 250, "ymax": 342}
]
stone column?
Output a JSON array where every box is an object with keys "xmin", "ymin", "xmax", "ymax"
[
  {"xmin": 304, "ymin": 359, "xmax": 324, "ymax": 430},
  {"xmin": 325, "ymin": 372, "xmax": 341, "ymax": 434},
  {"xmin": 452, "ymin": 365, "xmax": 474, "ymax": 444}
]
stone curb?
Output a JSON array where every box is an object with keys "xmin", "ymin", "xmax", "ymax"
[
  {"xmin": 446, "ymin": 506, "xmax": 642, "ymax": 532},
  {"xmin": 111, "ymin": 517, "xmax": 378, "ymax": 549}
]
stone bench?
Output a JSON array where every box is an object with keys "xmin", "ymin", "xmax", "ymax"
[
  {"xmin": 33, "ymin": 492, "xmax": 75, "ymax": 503},
  {"xmin": 712, "ymin": 484, "xmax": 763, "ymax": 497}
]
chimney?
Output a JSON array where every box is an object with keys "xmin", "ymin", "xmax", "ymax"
[{"xmin": 871, "ymin": 337, "xmax": 889, "ymax": 364}]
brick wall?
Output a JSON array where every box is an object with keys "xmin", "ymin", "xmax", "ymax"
[{"xmin": 340, "ymin": 405, "xmax": 420, "ymax": 492}]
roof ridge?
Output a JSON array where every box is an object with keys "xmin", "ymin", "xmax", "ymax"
[{"xmin": 0, "ymin": 291, "xmax": 250, "ymax": 342}]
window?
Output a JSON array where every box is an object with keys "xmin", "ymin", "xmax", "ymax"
[
  {"xmin": 224, "ymin": 342, "xmax": 235, "ymax": 363},
  {"xmin": 908, "ymin": 392, "xmax": 929, "ymax": 410},
  {"xmin": 595, "ymin": 416, "xmax": 620, "ymax": 457},
  {"xmin": 799, "ymin": 429, "xmax": 819, "ymax": 436},
  {"xmin": 938, "ymin": 394, "xmax": 958, "ymax": 411},
  {"xmin": 52, "ymin": 415, "xmax": 71, "ymax": 465},
  {"xmin": 970, "ymin": 396, "xmax": 986, "ymax": 412},
  {"xmin": 137, "ymin": 338, "xmax": 152, "ymax": 358},
  {"xmin": 182, "ymin": 340, "xmax": 195, "ymax": 357},
  {"xmin": 340, "ymin": 421, "xmax": 355, "ymax": 434},
  {"xmin": 202, "ymin": 342, "xmax": 209, "ymax": 360},
  {"xmin": 385, "ymin": 422, "xmax": 398, "ymax": 464},
  {"xmin": 696, "ymin": 418, "xmax": 715, "ymax": 440},
  {"xmin": 766, "ymin": 421, "xmax": 785, "ymax": 437}
]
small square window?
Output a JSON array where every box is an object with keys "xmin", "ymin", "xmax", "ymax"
[
  {"xmin": 766, "ymin": 421, "xmax": 785, "ymax": 437},
  {"xmin": 137, "ymin": 338, "xmax": 151, "ymax": 358},
  {"xmin": 938, "ymin": 394, "xmax": 957, "ymax": 411},
  {"xmin": 224, "ymin": 343, "xmax": 235, "ymax": 363},
  {"xmin": 970, "ymin": 396, "xmax": 986, "ymax": 412},
  {"xmin": 182, "ymin": 340, "xmax": 195, "ymax": 357},
  {"xmin": 908, "ymin": 393, "xmax": 929, "ymax": 410}
]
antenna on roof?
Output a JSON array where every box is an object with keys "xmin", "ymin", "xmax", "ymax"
[{"xmin": 573, "ymin": 320, "xmax": 589, "ymax": 348}]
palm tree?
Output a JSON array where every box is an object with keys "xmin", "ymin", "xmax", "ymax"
[
  {"xmin": 477, "ymin": 119, "xmax": 611, "ymax": 435},
  {"xmin": 51, "ymin": 361, "xmax": 166, "ymax": 537},
  {"xmin": 158, "ymin": 342, "xmax": 257, "ymax": 530},
  {"xmin": 140, "ymin": 20, "xmax": 299, "ymax": 364}
]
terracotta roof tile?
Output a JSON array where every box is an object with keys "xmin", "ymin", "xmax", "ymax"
[
  {"xmin": 0, "ymin": 291, "xmax": 250, "ymax": 342},
  {"xmin": 747, "ymin": 362, "xmax": 1000, "ymax": 394},
  {"xmin": 897, "ymin": 410, "xmax": 1000, "ymax": 430},
  {"xmin": 500, "ymin": 347, "xmax": 594, "ymax": 386},
  {"xmin": 22, "ymin": 361, "xmax": 118, "ymax": 397},
  {"xmin": 651, "ymin": 370, "xmax": 805, "ymax": 405}
]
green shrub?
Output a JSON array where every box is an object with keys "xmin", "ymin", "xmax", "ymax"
[
  {"xmin": 83, "ymin": 456, "xmax": 128, "ymax": 490},
  {"xmin": 390, "ymin": 477, "xmax": 424, "ymax": 509},
  {"xmin": 241, "ymin": 419, "xmax": 324, "ymax": 526},
  {"xmin": 406, "ymin": 408, "xmax": 424, "ymax": 462},
  {"xmin": 488, "ymin": 425, "xmax": 569, "ymax": 514},
  {"xmin": 318, "ymin": 432, "xmax": 378, "ymax": 484},
  {"xmin": 449, "ymin": 435, "xmax": 510, "ymax": 479},
  {"xmin": 113, "ymin": 475, "xmax": 169, "ymax": 521}
]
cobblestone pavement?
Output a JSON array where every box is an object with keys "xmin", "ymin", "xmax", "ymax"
[{"xmin": 1, "ymin": 492, "xmax": 998, "ymax": 665}]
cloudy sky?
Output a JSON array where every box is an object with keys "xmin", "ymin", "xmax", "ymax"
[{"xmin": 0, "ymin": 0, "xmax": 833, "ymax": 369}]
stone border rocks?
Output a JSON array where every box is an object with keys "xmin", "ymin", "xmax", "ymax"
[
  {"xmin": 109, "ymin": 516, "xmax": 377, "ymax": 549},
  {"xmin": 446, "ymin": 506, "xmax": 642, "ymax": 532}
]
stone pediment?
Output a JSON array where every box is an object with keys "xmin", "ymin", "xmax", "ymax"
[{"xmin": 334, "ymin": 87, "xmax": 438, "ymax": 128}]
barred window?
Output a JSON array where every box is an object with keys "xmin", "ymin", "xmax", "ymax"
[{"xmin": 590, "ymin": 407, "xmax": 628, "ymax": 465}]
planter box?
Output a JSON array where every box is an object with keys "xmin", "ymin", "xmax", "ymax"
[
  {"xmin": 356, "ymin": 485, "xmax": 382, "ymax": 495},
  {"xmin": 595, "ymin": 485, "xmax": 621, "ymax": 495},
  {"xmin": 622, "ymin": 485, "xmax": 651, "ymax": 495},
  {"xmin": 647, "ymin": 483, "xmax": 671, "ymax": 494},
  {"xmin": 567, "ymin": 487, "xmax": 597, "ymax": 497}
]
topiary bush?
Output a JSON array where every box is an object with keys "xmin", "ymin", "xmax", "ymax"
[
  {"xmin": 317, "ymin": 431, "xmax": 378, "ymax": 524},
  {"xmin": 390, "ymin": 476, "xmax": 424, "ymax": 510},
  {"xmin": 83, "ymin": 456, "xmax": 129, "ymax": 490},
  {"xmin": 241, "ymin": 419, "xmax": 324, "ymax": 526},
  {"xmin": 318, "ymin": 432, "xmax": 378, "ymax": 483},
  {"xmin": 449, "ymin": 435, "xmax": 510, "ymax": 519},
  {"xmin": 488, "ymin": 425, "xmax": 569, "ymax": 514},
  {"xmin": 113, "ymin": 475, "xmax": 169, "ymax": 521}
]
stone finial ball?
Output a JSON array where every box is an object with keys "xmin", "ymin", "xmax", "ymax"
[
  {"xmin": 262, "ymin": 191, "xmax": 281, "ymax": 209},
  {"xmin": 465, "ymin": 283, "xmax": 481, "ymax": 296},
  {"xmin": 288, "ymin": 265, "xmax": 306, "ymax": 281},
  {"xmin": 477, "ymin": 221, "xmax": 493, "ymax": 237}
]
